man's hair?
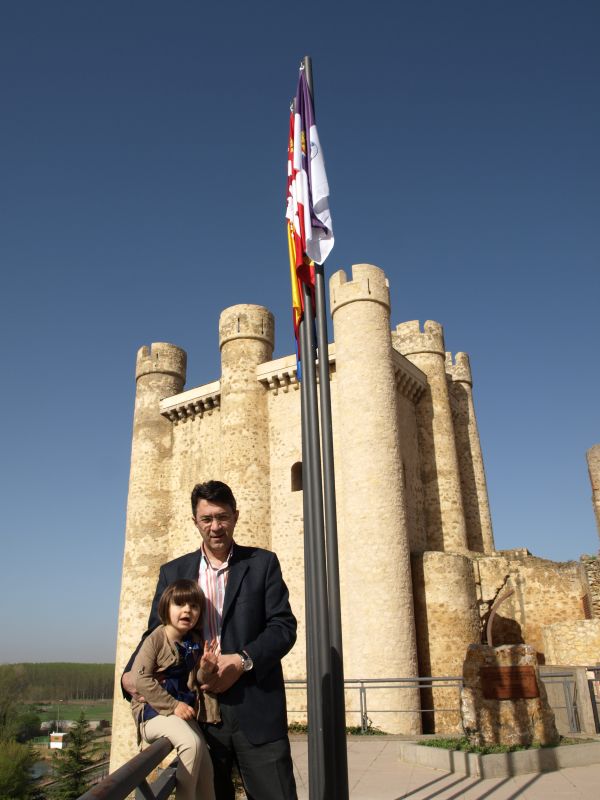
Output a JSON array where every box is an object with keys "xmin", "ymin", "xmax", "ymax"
[
  {"xmin": 191, "ymin": 480, "xmax": 237, "ymax": 516},
  {"xmin": 158, "ymin": 579, "xmax": 205, "ymax": 631}
]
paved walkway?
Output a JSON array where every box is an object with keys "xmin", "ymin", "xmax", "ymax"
[{"xmin": 290, "ymin": 738, "xmax": 600, "ymax": 799}]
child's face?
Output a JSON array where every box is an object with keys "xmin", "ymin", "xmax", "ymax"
[{"xmin": 168, "ymin": 600, "xmax": 201, "ymax": 635}]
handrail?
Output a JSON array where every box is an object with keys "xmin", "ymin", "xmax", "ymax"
[{"xmin": 78, "ymin": 738, "xmax": 175, "ymax": 800}]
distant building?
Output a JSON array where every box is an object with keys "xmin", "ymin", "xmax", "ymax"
[
  {"xmin": 110, "ymin": 263, "xmax": 600, "ymax": 770},
  {"xmin": 49, "ymin": 732, "xmax": 68, "ymax": 750}
]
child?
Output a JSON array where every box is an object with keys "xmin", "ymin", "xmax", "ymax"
[{"xmin": 130, "ymin": 579, "xmax": 220, "ymax": 800}]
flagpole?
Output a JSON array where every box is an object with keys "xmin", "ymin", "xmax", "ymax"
[
  {"xmin": 314, "ymin": 267, "xmax": 349, "ymax": 797},
  {"xmin": 299, "ymin": 326, "xmax": 323, "ymax": 799},
  {"xmin": 302, "ymin": 55, "xmax": 349, "ymax": 800},
  {"xmin": 301, "ymin": 280, "xmax": 334, "ymax": 799}
]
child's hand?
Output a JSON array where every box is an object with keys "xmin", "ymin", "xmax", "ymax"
[
  {"xmin": 173, "ymin": 702, "xmax": 195, "ymax": 720},
  {"xmin": 200, "ymin": 639, "xmax": 219, "ymax": 674}
]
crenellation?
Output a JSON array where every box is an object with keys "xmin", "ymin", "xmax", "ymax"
[
  {"xmin": 135, "ymin": 342, "xmax": 187, "ymax": 383},
  {"xmin": 445, "ymin": 351, "xmax": 472, "ymax": 384},
  {"xmin": 329, "ymin": 263, "xmax": 390, "ymax": 313},
  {"xmin": 219, "ymin": 304, "xmax": 275, "ymax": 349},
  {"xmin": 394, "ymin": 319, "xmax": 445, "ymax": 356}
]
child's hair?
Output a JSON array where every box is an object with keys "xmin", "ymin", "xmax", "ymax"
[{"xmin": 158, "ymin": 579, "xmax": 205, "ymax": 631}]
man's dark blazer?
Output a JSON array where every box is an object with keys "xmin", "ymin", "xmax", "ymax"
[{"xmin": 126, "ymin": 543, "xmax": 297, "ymax": 745}]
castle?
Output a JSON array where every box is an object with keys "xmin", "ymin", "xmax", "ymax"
[{"xmin": 110, "ymin": 263, "xmax": 600, "ymax": 769}]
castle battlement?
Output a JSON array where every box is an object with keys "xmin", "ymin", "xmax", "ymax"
[
  {"xmin": 394, "ymin": 320, "xmax": 445, "ymax": 357},
  {"xmin": 330, "ymin": 263, "xmax": 390, "ymax": 314},
  {"xmin": 219, "ymin": 304, "xmax": 274, "ymax": 350},
  {"xmin": 135, "ymin": 342, "xmax": 187, "ymax": 382},
  {"xmin": 445, "ymin": 352, "xmax": 472, "ymax": 385}
]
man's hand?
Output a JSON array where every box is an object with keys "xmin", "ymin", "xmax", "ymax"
[
  {"xmin": 200, "ymin": 653, "xmax": 243, "ymax": 694},
  {"xmin": 173, "ymin": 702, "xmax": 196, "ymax": 720},
  {"xmin": 122, "ymin": 671, "xmax": 146, "ymax": 703}
]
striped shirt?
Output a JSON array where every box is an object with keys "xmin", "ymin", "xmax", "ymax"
[{"xmin": 198, "ymin": 542, "xmax": 233, "ymax": 651}]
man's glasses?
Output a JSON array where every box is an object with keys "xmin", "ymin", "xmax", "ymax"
[{"xmin": 195, "ymin": 513, "xmax": 234, "ymax": 528}]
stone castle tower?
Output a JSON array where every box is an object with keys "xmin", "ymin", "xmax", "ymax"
[{"xmin": 110, "ymin": 263, "xmax": 597, "ymax": 770}]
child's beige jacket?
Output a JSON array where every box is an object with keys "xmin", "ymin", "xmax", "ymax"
[{"xmin": 130, "ymin": 626, "xmax": 220, "ymax": 744}]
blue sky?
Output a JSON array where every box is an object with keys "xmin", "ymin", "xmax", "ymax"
[{"xmin": 1, "ymin": 1, "xmax": 598, "ymax": 662}]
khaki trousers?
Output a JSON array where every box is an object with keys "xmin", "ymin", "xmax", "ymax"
[{"xmin": 142, "ymin": 715, "xmax": 215, "ymax": 800}]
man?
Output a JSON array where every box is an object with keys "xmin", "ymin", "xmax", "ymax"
[{"xmin": 122, "ymin": 480, "xmax": 298, "ymax": 800}]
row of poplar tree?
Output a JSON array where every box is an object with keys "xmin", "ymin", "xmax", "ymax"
[{"xmin": 0, "ymin": 663, "xmax": 114, "ymax": 702}]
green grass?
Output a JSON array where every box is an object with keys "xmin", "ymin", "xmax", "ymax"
[
  {"xmin": 419, "ymin": 735, "xmax": 591, "ymax": 755},
  {"xmin": 22, "ymin": 700, "xmax": 113, "ymax": 723}
]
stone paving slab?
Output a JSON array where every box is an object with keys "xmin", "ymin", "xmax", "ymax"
[{"xmin": 291, "ymin": 739, "xmax": 600, "ymax": 799}]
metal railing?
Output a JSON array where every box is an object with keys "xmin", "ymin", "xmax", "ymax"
[
  {"xmin": 78, "ymin": 738, "xmax": 176, "ymax": 800},
  {"xmin": 286, "ymin": 676, "xmax": 463, "ymax": 732}
]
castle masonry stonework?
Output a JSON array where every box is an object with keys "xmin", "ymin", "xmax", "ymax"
[{"xmin": 110, "ymin": 264, "xmax": 594, "ymax": 769}]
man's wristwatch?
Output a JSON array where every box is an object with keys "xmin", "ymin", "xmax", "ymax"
[{"xmin": 238, "ymin": 650, "xmax": 254, "ymax": 672}]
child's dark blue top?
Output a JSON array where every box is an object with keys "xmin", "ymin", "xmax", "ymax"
[{"xmin": 142, "ymin": 638, "xmax": 200, "ymax": 722}]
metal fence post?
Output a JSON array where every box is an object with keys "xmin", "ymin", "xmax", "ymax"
[{"xmin": 359, "ymin": 682, "xmax": 368, "ymax": 732}]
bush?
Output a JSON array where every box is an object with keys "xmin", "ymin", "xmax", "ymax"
[{"xmin": 0, "ymin": 740, "xmax": 35, "ymax": 800}]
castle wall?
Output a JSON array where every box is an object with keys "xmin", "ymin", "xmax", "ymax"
[
  {"xmin": 475, "ymin": 553, "xmax": 587, "ymax": 658},
  {"xmin": 396, "ymin": 392, "xmax": 427, "ymax": 553},
  {"xmin": 542, "ymin": 619, "xmax": 600, "ymax": 666},
  {"xmin": 167, "ymin": 409, "xmax": 222, "ymax": 558}
]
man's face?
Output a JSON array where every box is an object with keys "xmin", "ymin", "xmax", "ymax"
[{"xmin": 193, "ymin": 498, "xmax": 239, "ymax": 560}]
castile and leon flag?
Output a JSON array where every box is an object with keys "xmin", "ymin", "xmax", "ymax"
[{"xmin": 286, "ymin": 65, "xmax": 334, "ymax": 341}]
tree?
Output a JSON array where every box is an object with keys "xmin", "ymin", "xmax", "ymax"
[
  {"xmin": 14, "ymin": 712, "xmax": 42, "ymax": 743},
  {"xmin": 0, "ymin": 666, "xmax": 25, "ymax": 740},
  {"xmin": 50, "ymin": 712, "xmax": 94, "ymax": 800},
  {"xmin": 0, "ymin": 740, "xmax": 35, "ymax": 800}
]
